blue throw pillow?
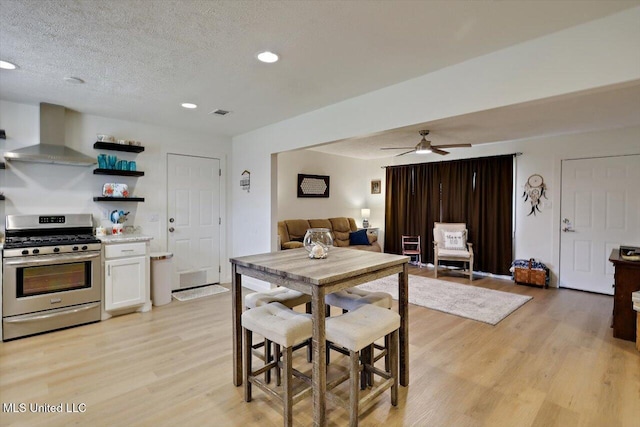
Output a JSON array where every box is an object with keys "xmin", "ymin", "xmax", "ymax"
[{"xmin": 349, "ymin": 229, "xmax": 370, "ymax": 246}]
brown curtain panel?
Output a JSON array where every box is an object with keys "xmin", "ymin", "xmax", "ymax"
[
  {"xmin": 384, "ymin": 155, "xmax": 513, "ymax": 276},
  {"xmin": 469, "ymin": 155, "xmax": 513, "ymax": 275},
  {"xmin": 384, "ymin": 163, "xmax": 439, "ymax": 259},
  {"xmin": 440, "ymin": 160, "xmax": 474, "ymax": 224}
]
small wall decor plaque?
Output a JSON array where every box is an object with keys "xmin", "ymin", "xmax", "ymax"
[
  {"xmin": 297, "ymin": 174, "xmax": 330, "ymax": 198},
  {"xmin": 371, "ymin": 179, "xmax": 381, "ymax": 194},
  {"xmin": 523, "ymin": 173, "xmax": 547, "ymax": 216},
  {"xmin": 240, "ymin": 170, "xmax": 250, "ymax": 193}
]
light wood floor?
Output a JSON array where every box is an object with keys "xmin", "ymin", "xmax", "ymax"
[{"xmin": 1, "ymin": 267, "xmax": 639, "ymax": 426}]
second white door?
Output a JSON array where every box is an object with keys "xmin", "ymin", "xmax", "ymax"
[
  {"xmin": 167, "ymin": 154, "xmax": 221, "ymax": 290},
  {"xmin": 559, "ymin": 155, "xmax": 640, "ymax": 294}
]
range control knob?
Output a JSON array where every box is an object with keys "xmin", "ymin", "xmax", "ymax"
[
  {"xmin": 22, "ymin": 250, "xmax": 29, "ymax": 255},
  {"xmin": 72, "ymin": 246, "xmax": 79, "ymax": 251},
  {"xmin": 53, "ymin": 247, "xmax": 60, "ymax": 253},
  {"xmin": 81, "ymin": 245, "xmax": 88, "ymax": 251},
  {"xmin": 32, "ymin": 249, "xmax": 40, "ymax": 254}
]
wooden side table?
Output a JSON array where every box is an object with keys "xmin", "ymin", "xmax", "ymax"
[
  {"xmin": 358, "ymin": 227, "xmax": 379, "ymax": 236},
  {"xmin": 609, "ymin": 250, "xmax": 640, "ymax": 341}
]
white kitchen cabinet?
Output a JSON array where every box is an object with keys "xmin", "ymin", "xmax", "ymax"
[
  {"xmin": 100, "ymin": 239, "xmax": 152, "ymax": 319},
  {"xmin": 104, "ymin": 255, "xmax": 146, "ymax": 311}
]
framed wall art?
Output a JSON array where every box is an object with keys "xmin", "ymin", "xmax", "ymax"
[
  {"xmin": 371, "ymin": 179, "xmax": 381, "ymax": 194},
  {"xmin": 297, "ymin": 174, "xmax": 330, "ymax": 198}
]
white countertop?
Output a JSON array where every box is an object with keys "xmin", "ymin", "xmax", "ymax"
[{"xmin": 99, "ymin": 234, "xmax": 153, "ymax": 244}]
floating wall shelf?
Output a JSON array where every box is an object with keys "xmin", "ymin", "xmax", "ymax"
[
  {"xmin": 93, "ymin": 142, "xmax": 145, "ymax": 153},
  {"xmin": 93, "ymin": 169, "xmax": 144, "ymax": 177},
  {"xmin": 93, "ymin": 197, "xmax": 145, "ymax": 202}
]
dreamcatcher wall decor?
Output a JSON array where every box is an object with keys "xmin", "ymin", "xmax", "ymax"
[{"xmin": 523, "ymin": 174, "xmax": 547, "ymax": 216}]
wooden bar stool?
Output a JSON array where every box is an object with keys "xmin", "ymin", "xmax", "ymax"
[
  {"xmin": 325, "ymin": 288, "xmax": 393, "ymax": 384},
  {"xmin": 245, "ymin": 287, "xmax": 312, "ymax": 381},
  {"xmin": 325, "ymin": 304, "xmax": 400, "ymax": 426},
  {"xmin": 242, "ymin": 302, "xmax": 313, "ymax": 427},
  {"xmin": 245, "ymin": 287, "xmax": 311, "ymax": 309},
  {"xmin": 325, "ymin": 287, "xmax": 392, "ymax": 312}
]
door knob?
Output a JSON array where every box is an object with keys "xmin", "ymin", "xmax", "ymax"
[
  {"xmin": 169, "ymin": 227, "xmax": 175, "ymax": 233},
  {"xmin": 169, "ymin": 218, "xmax": 175, "ymax": 223}
]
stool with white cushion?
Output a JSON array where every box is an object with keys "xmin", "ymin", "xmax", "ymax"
[
  {"xmin": 325, "ymin": 287, "xmax": 392, "ymax": 312},
  {"xmin": 325, "ymin": 304, "xmax": 400, "ymax": 426},
  {"xmin": 245, "ymin": 287, "xmax": 312, "ymax": 382},
  {"xmin": 242, "ymin": 302, "xmax": 313, "ymax": 427},
  {"xmin": 245, "ymin": 287, "xmax": 311, "ymax": 309},
  {"xmin": 325, "ymin": 287, "xmax": 393, "ymax": 384}
]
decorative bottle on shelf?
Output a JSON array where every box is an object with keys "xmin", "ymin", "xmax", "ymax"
[{"xmin": 303, "ymin": 228, "xmax": 333, "ymax": 259}]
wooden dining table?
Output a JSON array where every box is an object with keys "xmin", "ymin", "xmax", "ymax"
[{"xmin": 230, "ymin": 247, "xmax": 410, "ymax": 426}]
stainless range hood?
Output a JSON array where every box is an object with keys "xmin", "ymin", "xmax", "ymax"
[{"xmin": 4, "ymin": 103, "xmax": 96, "ymax": 166}]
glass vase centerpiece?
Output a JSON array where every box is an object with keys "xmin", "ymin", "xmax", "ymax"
[{"xmin": 303, "ymin": 228, "xmax": 334, "ymax": 259}]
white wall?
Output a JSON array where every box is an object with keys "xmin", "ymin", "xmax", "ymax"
[
  {"xmin": 277, "ymin": 149, "xmax": 387, "ymax": 247},
  {"xmin": 0, "ymin": 100, "xmax": 234, "ymax": 282},
  {"xmin": 232, "ymin": 9, "xmax": 640, "ymax": 291}
]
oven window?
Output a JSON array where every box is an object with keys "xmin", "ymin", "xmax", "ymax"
[{"xmin": 17, "ymin": 262, "xmax": 92, "ymax": 297}]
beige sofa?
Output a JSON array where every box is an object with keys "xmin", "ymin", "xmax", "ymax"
[{"xmin": 278, "ymin": 217, "xmax": 381, "ymax": 252}]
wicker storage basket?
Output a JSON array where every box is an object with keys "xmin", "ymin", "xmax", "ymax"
[{"xmin": 514, "ymin": 258, "xmax": 547, "ymax": 288}]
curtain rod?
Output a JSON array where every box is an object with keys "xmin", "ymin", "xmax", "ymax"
[{"xmin": 380, "ymin": 152, "xmax": 523, "ymax": 168}]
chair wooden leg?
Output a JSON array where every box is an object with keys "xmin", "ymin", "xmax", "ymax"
[
  {"xmin": 349, "ymin": 350, "xmax": 360, "ymax": 427},
  {"xmin": 306, "ymin": 303, "xmax": 313, "ymax": 362},
  {"xmin": 275, "ymin": 344, "xmax": 282, "ymax": 386},
  {"xmin": 390, "ymin": 330, "xmax": 399, "ymax": 406},
  {"xmin": 360, "ymin": 346, "xmax": 368, "ymax": 390},
  {"xmin": 283, "ymin": 346, "xmax": 293, "ymax": 427},
  {"xmin": 326, "ymin": 304, "xmax": 332, "ymax": 365},
  {"xmin": 384, "ymin": 335, "xmax": 390, "ymax": 372},
  {"xmin": 265, "ymin": 339, "xmax": 272, "ymax": 383},
  {"xmin": 244, "ymin": 328, "xmax": 252, "ymax": 402}
]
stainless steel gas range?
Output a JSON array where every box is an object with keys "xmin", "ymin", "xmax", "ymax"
[{"xmin": 2, "ymin": 214, "xmax": 102, "ymax": 341}]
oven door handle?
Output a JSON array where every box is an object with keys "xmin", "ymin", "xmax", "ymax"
[
  {"xmin": 3, "ymin": 252, "xmax": 100, "ymax": 267},
  {"xmin": 3, "ymin": 302, "xmax": 101, "ymax": 323}
]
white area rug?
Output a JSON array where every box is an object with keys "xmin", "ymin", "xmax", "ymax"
[
  {"xmin": 172, "ymin": 284, "xmax": 229, "ymax": 301},
  {"xmin": 357, "ymin": 275, "xmax": 531, "ymax": 325}
]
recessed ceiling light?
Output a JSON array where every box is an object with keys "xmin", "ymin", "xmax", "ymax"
[
  {"xmin": 64, "ymin": 76, "xmax": 84, "ymax": 84},
  {"xmin": 181, "ymin": 103, "xmax": 198, "ymax": 109},
  {"xmin": 0, "ymin": 60, "xmax": 17, "ymax": 70},
  {"xmin": 257, "ymin": 51, "xmax": 279, "ymax": 63}
]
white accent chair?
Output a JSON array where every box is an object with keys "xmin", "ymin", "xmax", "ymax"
[{"xmin": 433, "ymin": 222, "xmax": 474, "ymax": 282}]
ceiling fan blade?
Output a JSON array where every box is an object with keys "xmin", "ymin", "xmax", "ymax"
[
  {"xmin": 431, "ymin": 147, "xmax": 449, "ymax": 155},
  {"xmin": 380, "ymin": 147, "xmax": 415, "ymax": 150},
  {"xmin": 431, "ymin": 143, "xmax": 472, "ymax": 149},
  {"xmin": 395, "ymin": 150, "xmax": 415, "ymax": 157}
]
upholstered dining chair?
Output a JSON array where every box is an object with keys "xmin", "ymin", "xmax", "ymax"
[{"xmin": 433, "ymin": 222, "xmax": 474, "ymax": 282}]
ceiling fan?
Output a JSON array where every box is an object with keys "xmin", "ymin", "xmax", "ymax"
[{"xmin": 380, "ymin": 130, "xmax": 472, "ymax": 156}]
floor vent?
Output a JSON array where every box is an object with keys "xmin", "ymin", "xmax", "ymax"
[{"xmin": 179, "ymin": 271, "xmax": 207, "ymax": 289}]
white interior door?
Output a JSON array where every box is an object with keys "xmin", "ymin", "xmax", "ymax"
[
  {"xmin": 559, "ymin": 155, "xmax": 640, "ymax": 294},
  {"xmin": 167, "ymin": 154, "xmax": 221, "ymax": 290}
]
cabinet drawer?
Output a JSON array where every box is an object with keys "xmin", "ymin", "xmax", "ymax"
[{"xmin": 104, "ymin": 242, "xmax": 146, "ymax": 259}]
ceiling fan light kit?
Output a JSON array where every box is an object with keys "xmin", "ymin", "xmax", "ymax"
[
  {"xmin": 415, "ymin": 141, "xmax": 431, "ymax": 154},
  {"xmin": 380, "ymin": 130, "xmax": 472, "ymax": 157}
]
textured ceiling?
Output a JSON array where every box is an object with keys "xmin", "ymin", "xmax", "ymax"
[{"xmin": 1, "ymin": 0, "xmax": 638, "ymax": 144}]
